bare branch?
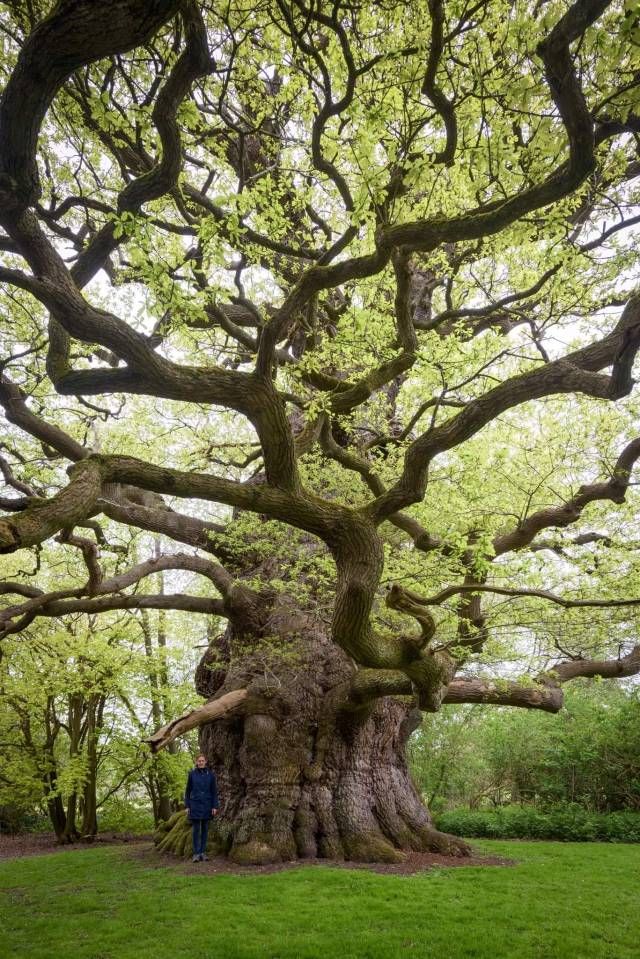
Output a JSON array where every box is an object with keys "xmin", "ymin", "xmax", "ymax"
[{"xmin": 146, "ymin": 688, "xmax": 249, "ymax": 752}]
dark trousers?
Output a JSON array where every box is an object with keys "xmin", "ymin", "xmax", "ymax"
[{"xmin": 191, "ymin": 818, "xmax": 210, "ymax": 856}]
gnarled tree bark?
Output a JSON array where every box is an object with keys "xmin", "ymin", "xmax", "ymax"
[{"xmin": 156, "ymin": 599, "xmax": 469, "ymax": 864}]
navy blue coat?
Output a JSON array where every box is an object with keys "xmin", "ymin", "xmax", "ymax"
[{"xmin": 185, "ymin": 767, "xmax": 219, "ymax": 820}]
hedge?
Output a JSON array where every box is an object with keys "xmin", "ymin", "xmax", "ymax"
[{"xmin": 434, "ymin": 805, "xmax": 640, "ymax": 842}]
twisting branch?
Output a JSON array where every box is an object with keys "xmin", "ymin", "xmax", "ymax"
[
  {"xmin": 385, "ymin": 584, "xmax": 436, "ymax": 643},
  {"xmin": 422, "ymin": 0, "xmax": 457, "ymax": 166},
  {"xmin": 367, "ymin": 292, "xmax": 640, "ymax": 522},
  {"xmin": 0, "ymin": 551, "xmax": 235, "ymax": 638},
  {"xmin": 94, "ymin": 454, "xmax": 331, "ymax": 538},
  {"xmin": 71, "ymin": 0, "xmax": 213, "ymax": 287},
  {"xmin": 97, "ymin": 552, "xmax": 234, "ymax": 598},
  {"xmin": 422, "ymin": 265, "xmax": 561, "ymax": 332},
  {"xmin": 57, "ymin": 530, "xmax": 102, "ymax": 594},
  {"xmin": 0, "ymin": 451, "xmax": 35, "ymax": 496},
  {"xmin": 0, "ymin": 460, "xmax": 103, "ymax": 553},
  {"xmin": 385, "ymin": 0, "xmax": 610, "ymax": 252},
  {"xmin": 0, "ymin": 0, "xmax": 183, "ymax": 208},
  {"xmin": 530, "ymin": 532, "xmax": 615, "ymax": 553},
  {"xmin": 420, "ymin": 582, "xmax": 640, "ymax": 610},
  {"xmin": 0, "ymin": 376, "xmax": 243, "ymax": 565},
  {"xmin": 494, "ymin": 436, "xmax": 640, "ymax": 555}
]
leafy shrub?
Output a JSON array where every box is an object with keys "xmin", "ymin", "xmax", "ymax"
[
  {"xmin": 98, "ymin": 799, "xmax": 155, "ymax": 835},
  {"xmin": 411, "ymin": 686, "xmax": 640, "ymax": 814},
  {"xmin": 435, "ymin": 804, "xmax": 640, "ymax": 842},
  {"xmin": 0, "ymin": 806, "xmax": 49, "ymax": 835}
]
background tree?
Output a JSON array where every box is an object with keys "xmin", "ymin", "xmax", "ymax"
[
  {"xmin": 0, "ymin": 595, "xmax": 197, "ymax": 838},
  {"xmin": 1, "ymin": 0, "xmax": 640, "ymax": 863},
  {"xmin": 410, "ymin": 683, "xmax": 640, "ymax": 813}
]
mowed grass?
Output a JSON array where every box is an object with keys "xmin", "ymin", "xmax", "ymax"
[{"xmin": 0, "ymin": 841, "xmax": 638, "ymax": 959}]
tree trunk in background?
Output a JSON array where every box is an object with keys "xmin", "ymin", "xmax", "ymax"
[
  {"xmin": 141, "ymin": 596, "xmax": 174, "ymax": 824},
  {"xmin": 61, "ymin": 693, "xmax": 82, "ymax": 842},
  {"xmin": 47, "ymin": 793, "xmax": 67, "ymax": 840},
  {"xmin": 80, "ymin": 694, "xmax": 104, "ymax": 838},
  {"xmin": 156, "ymin": 602, "xmax": 468, "ymax": 863}
]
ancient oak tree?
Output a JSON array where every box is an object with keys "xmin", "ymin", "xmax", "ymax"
[{"xmin": 1, "ymin": 0, "xmax": 640, "ymax": 862}]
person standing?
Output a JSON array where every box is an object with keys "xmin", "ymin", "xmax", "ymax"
[{"xmin": 185, "ymin": 753, "xmax": 219, "ymax": 862}]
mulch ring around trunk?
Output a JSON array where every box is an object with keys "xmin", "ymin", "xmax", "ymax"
[
  {"xmin": 2, "ymin": 836, "xmax": 515, "ymax": 873},
  {"xmin": 0, "ymin": 832, "xmax": 152, "ymax": 859},
  {"xmin": 134, "ymin": 844, "xmax": 515, "ymax": 876}
]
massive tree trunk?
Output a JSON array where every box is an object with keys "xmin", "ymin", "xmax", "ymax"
[{"xmin": 156, "ymin": 602, "xmax": 468, "ymax": 864}]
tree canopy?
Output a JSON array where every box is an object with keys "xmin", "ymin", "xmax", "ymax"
[{"xmin": 1, "ymin": 0, "xmax": 640, "ymax": 744}]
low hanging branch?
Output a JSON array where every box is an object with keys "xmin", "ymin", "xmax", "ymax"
[
  {"xmin": 145, "ymin": 688, "xmax": 249, "ymax": 753},
  {"xmin": 349, "ymin": 670, "xmax": 564, "ymax": 713},
  {"xmin": 348, "ymin": 644, "xmax": 640, "ymax": 714}
]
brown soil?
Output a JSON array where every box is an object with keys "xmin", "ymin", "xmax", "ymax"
[
  {"xmin": 0, "ymin": 832, "xmax": 151, "ymax": 860},
  {"xmin": 1, "ymin": 834, "xmax": 515, "ymax": 874},
  {"xmin": 133, "ymin": 844, "xmax": 515, "ymax": 876}
]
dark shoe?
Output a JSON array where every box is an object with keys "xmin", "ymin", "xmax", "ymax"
[{"xmin": 192, "ymin": 854, "xmax": 199, "ymax": 863}]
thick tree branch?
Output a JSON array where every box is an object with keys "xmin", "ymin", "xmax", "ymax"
[
  {"xmin": 0, "ymin": 0, "xmax": 182, "ymax": 208},
  {"xmin": 493, "ymin": 436, "xmax": 640, "ymax": 555},
  {"xmin": 98, "ymin": 496, "xmax": 232, "ymax": 559},
  {"xmin": 146, "ymin": 688, "xmax": 249, "ymax": 752},
  {"xmin": 547, "ymin": 645, "xmax": 640, "ymax": 683},
  {"xmin": 98, "ymin": 552, "xmax": 233, "ymax": 598},
  {"xmin": 57, "ymin": 529, "xmax": 102, "ymax": 594},
  {"xmin": 367, "ymin": 292, "xmax": 640, "ymax": 521},
  {"xmin": 349, "ymin": 670, "xmax": 564, "ymax": 713},
  {"xmin": 422, "ymin": 0, "xmax": 457, "ymax": 167},
  {"xmin": 96, "ymin": 454, "xmax": 331, "ymax": 537},
  {"xmin": 0, "ymin": 371, "xmax": 87, "ymax": 462},
  {"xmin": 71, "ymin": 0, "xmax": 212, "ymax": 287},
  {"xmin": 0, "ymin": 550, "xmax": 235, "ymax": 637},
  {"xmin": 0, "ymin": 376, "xmax": 244, "ymax": 565},
  {"xmin": 0, "ymin": 459, "xmax": 103, "ymax": 553},
  {"xmin": 34, "ymin": 593, "xmax": 225, "ymax": 618}
]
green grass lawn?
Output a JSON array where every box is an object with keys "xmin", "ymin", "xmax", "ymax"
[{"xmin": 0, "ymin": 841, "xmax": 637, "ymax": 959}]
